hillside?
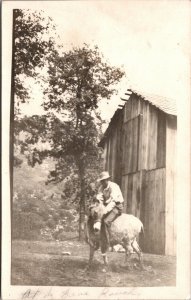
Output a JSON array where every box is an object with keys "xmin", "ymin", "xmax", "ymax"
[{"xmin": 13, "ymin": 158, "xmax": 79, "ymax": 241}]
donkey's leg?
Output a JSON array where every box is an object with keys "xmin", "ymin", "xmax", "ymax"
[
  {"xmin": 122, "ymin": 238, "xmax": 133, "ymax": 263},
  {"xmin": 123, "ymin": 242, "xmax": 133, "ymax": 270},
  {"xmin": 101, "ymin": 253, "xmax": 108, "ymax": 267},
  {"xmin": 124, "ymin": 247, "xmax": 130, "ymax": 264},
  {"xmin": 87, "ymin": 245, "xmax": 95, "ymax": 270},
  {"xmin": 131, "ymin": 238, "xmax": 143, "ymax": 265},
  {"xmin": 101, "ymin": 241, "xmax": 109, "ymax": 266},
  {"xmin": 100, "ymin": 239, "xmax": 109, "ymax": 272}
]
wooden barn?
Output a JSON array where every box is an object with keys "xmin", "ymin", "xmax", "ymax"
[{"xmin": 99, "ymin": 89, "xmax": 177, "ymax": 255}]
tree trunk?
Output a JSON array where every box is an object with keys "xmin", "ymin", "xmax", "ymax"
[{"xmin": 78, "ymin": 162, "xmax": 86, "ymax": 241}]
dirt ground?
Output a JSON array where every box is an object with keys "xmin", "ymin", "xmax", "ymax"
[{"xmin": 12, "ymin": 239, "xmax": 176, "ymax": 287}]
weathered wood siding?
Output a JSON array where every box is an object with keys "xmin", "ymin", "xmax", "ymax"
[
  {"xmin": 141, "ymin": 168, "xmax": 166, "ymax": 254},
  {"xmin": 102, "ymin": 93, "xmax": 176, "ymax": 255},
  {"xmin": 104, "ymin": 110, "xmax": 123, "ymax": 186},
  {"xmin": 122, "ymin": 116, "xmax": 140, "ymax": 174},
  {"xmin": 122, "ymin": 97, "xmax": 166, "ymax": 173},
  {"xmin": 122, "ymin": 172, "xmax": 141, "ymax": 218},
  {"xmin": 122, "ymin": 168, "xmax": 166, "ymax": 254}
]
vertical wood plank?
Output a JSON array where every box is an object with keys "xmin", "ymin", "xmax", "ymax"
[
  {"xmin": 122, "ymin": 123, "xmax": 127, "ymax": 175},
  {"xmin": 123, "ymin": 116, "xmax": 140, "ymax": 174},
  {"xmin": 132, "ymin": 118, "xmax": 137, "ymax": 172},
  {"xmin": 121, "ymin": 175, "xmax": 128, "ymax": 212},
  {"xmin": 123, "ymin": 102, "xmax": 127, "ymax": 123},
  {"xmin": 141, "ymin": 168, "xmax": 166, "ymax": 254},
  {"xmin": 108, "ymin": 139, "xmax": 112, "ymax": 175},
  {"xmin": 134, "ymin": 117, "xmax": 139, "ymax": 172},
  {"xmin": 130, "ymin": 95, "xmax": 140, "ymax": 119},
  {"xmin": 138, "ymin": 97, "xmax": 143, "ymax": 115},
  {"xmin": 139, "ymin": 170, "xmax": 146, "ymax": 249},
  {"xmin": 102, "ymin": 145, "xmax": 107, "ymax": 170},
  {"xmin": 127, "ymin": 120, "xmax": 133, "ymax": 173},
  {"xmin": 138, "ymin": 115, "xmax": 143, "ymax": 170},
  {"xmin": 131, "ymin": 174, "xmax": 136, "ymax": 215},
  {"xmin": 141, "ymin": 102, "xmax": 149, "ymax": 170},
  {"xmin": 116, "ymin": 117, "xmax": 122, "ymax": 185},
  {"xmin": 155, "ymin": 169, "xmax": 159, "ymax": 252},
  {"xmin": 127, "ymin": 175, "xmax": 133, "ymax": 214},
  {"xmin": 126, "ymin": 99, "xmax": 132, "ymax": 121},
  {"xmin": 111, "ymin": 130, "xmax": 116, "ymax": 180},
  {"xmin": 149, "ymin": 171, "xmax": 154, "ymax": 251},
  {"xmin": 165, "ymin": 116, "xmax": 177, "ymax": 255},
  {"xmin": 124, "ymin": 123, "xmax": 129, "ymax": 174},
  {"xmin": 105, "ymin": 140, "xmax": 110, "ymax": 171},
  {"xmin": 143, "ymin": 171, "xmax": 149, "ymax": 252},
  {"xmin": 136, "ymin": 172, "xmax": 141, "ymax": 219},
  {"xmin": 148, "ymin": 106, "xmax": 158, "ymax": 170},
  {"xmin": 130, "ymin": 97, "xmax": 135, "ymax": 119},
  {"xmin": 121, "ymin": 124, "xmax": 126, "ymax": 175},
  {"xmin": 157, "ymin": 111, "xmax": 166, "ymax": 168}
]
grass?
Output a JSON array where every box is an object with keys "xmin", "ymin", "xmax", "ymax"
[{"xmin": 11, "ymin": 239, "xmax": 176, "ymax": 287}]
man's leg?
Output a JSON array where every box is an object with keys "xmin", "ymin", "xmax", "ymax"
[{"xmin": 103, "ymin": 208, "xmax": 120, "ymax": 245}]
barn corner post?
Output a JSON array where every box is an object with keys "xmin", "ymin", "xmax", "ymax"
[{"xmin": 165, "ymin": 115, "xmax": 177, "ymax": 255}]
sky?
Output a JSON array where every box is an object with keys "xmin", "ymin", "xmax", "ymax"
[{"xmin": 2, "ymin": 0, "xmax": 191, "ymax": 123}]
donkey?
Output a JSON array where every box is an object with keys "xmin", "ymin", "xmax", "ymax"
[{"xmin": 84, "ymin": 201, "xmax": 144, "ymax": 271}]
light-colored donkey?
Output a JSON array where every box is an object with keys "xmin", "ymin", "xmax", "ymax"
[{"xmin": 85, "ymin": 201, "xmax": 144, "ymax": 271}]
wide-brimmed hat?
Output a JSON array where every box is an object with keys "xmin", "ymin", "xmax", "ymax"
[{"xmin": 97, "ymin": 171, "xmax": 111, "ymax": 182}]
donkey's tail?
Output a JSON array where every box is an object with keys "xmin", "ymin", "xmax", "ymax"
[{"xmin": 140, "ymin": 224, "xmax": 144, "ymax": 236}]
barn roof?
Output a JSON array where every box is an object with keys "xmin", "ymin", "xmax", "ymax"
[
  {"xmin": 99, "ymin": 89, "xmax": 177, "ymax": 147},
  {"xmin": 133, "ymin": 89, "xmax": 177, "ymax": 115},
  {"xmin": 123, "ymin": 89, "xmax": 177, "ymax": 116}
]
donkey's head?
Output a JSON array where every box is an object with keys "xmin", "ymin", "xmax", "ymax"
[{"xmin": 89, "ymin": 200, "xmax": 105, "ymax": 233}]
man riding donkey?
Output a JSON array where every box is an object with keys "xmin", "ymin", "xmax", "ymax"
[
  {"xmin": 85, "ymin": 171, "xmax": 144, "ymax": 270},
  {"xmin": 94, "ymin": 171, "xmax": 124, "ymax": 247}
]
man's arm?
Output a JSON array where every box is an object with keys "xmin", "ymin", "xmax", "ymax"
[
  {"xmin": 103, "ymin": 200, "xmax": 115, "ymax": 214},
  {"xmin": 103, "ymin": 183, "xmax": 124, "ymax": 214},
  {"xmin": 110, "ymin": 183, "xmax": 124, "ymax": 204},
  {"xmin": 96, "ymin": 193, "xmax": 104, "ymax": 202}
]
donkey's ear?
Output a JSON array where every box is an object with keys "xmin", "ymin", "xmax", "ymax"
[
  {"xmin": 88, "ymin": 204, "xmax": 95, "ymax": 211},
  {"xmin": 93, "ymin": 197, "xmax": 101, "ymax": 205}
]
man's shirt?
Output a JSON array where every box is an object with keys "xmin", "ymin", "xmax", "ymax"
[{"xmin": 97, "ymin": 181, "xmax": 124, "ymax": 214}]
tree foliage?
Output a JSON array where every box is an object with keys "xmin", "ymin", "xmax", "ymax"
[
  {"xmin": 13, "ymin": 9, "xmax": 56, "ymax": 103},
  {"xmin": 44, "ymin": 44, "xmax": 124, "ymax": 115},
  {"xmin": 13, "ymin": 13, "xmax": 125, "ymax": 239}
]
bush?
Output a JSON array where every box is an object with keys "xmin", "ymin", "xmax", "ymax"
[
  {"xmin": 38, "ymin": 210, "xmax": 50, "ymax": 221},
  {"xmin": 46, "ymin": 219, "xmax": 56, "ymax": 229},
  {"xmin": 52, "ymin": 212, "xmax": 60, "ymax": 222},
  {"xmin": 59, "ymin": 209, "xmax": 75, "ymax": 221},
  {"xmin": 12, "ymin": 172, "xmax": 79, "ymax": 241},
  {"xmin": 59, "ymin": 203, "xmax": 71, "ymax": 210}
]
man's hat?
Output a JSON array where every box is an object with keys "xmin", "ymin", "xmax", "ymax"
[{"xmin": 97, "ymin": 171, "xmax": 111, "ymax": 182}]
